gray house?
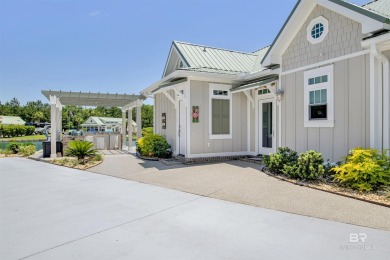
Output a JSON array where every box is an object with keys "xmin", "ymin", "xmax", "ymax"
[{"xmin": 141, "ymin": 0, "xmax": 390, "ymax": 162}]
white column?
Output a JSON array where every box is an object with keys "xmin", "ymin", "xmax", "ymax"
[
  {"xmin": 122, "ymin": 110, "xmax": 126, "ymax": 149},
  {"xmin": 136, "ymin": 100, "xmax": 142, "ymax": 139},
  {"xmin": 128, "ymin": 108, "xmax": 133, "ymax": 150},
  {"xmin": 58, "ymin": 105, "xmax": 63, "ymax": 141},
  {"xmin": 49, "ymin": 96, "xmax": 57, "ymax": 158}
]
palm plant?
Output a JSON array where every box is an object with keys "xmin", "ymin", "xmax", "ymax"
[{"xmin": 65, "ymin": 140, "xmax": 97, "ymax": 160}]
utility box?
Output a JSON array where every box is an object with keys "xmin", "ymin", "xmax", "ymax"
[{"xmin": 42, "ymin": 141, "xmax": 63, "ymax": 158}]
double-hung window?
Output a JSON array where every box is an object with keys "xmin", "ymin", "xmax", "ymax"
[
  {"xmin": 304, "ymin": 65, "xmax": 334, "ymax": 127},
  {"xmin": 209, "ymin": 84, "xmax": 232, "ymax": 139}
]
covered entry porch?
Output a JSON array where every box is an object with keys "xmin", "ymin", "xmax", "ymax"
[{"xmin": 41, "ymin": 90, "xmax": 146, "ymax": 158}]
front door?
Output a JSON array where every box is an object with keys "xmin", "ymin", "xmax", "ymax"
[
  {"xmin": 178, "ymin": 100, "xmax": 186, "ymax": 155},
  {"xmin": 258, "ymin": 99, "xmax": 275, "ymax": 155}
]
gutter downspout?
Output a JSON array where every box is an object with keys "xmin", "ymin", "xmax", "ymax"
[{"xmin": 370, "ymin": 44, "xmax": 390, "ymax": 151}]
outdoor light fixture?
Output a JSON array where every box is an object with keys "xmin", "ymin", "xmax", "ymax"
[{"xmin": 276, "ymin": 89, "xmax": 284, "ymax": 102}]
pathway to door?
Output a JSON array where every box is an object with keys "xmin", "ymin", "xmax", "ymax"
[{"xmin": 1, "ymin": 157, "xmax": 389, "ymax": 259}]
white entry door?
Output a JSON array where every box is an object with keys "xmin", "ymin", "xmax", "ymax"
[
  {"xmin": 258, "ymin": 98, "xmax": 276, "ymax": 155},
  {"xmin": 178, "ymin": 100, "xmax": 187, "ymax": 155}
]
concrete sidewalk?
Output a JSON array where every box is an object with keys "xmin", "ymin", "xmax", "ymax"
[
  {"xmin": 88, "ymin": 153, "xmax": 390, "ymax": 231},
  {"xmin": 1, "ymin": 158, "xmax": 389, "ymax": 260}
]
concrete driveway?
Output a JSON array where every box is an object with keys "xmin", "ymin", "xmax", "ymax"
[
  {"xmin": 89, "ymin": 153, "xmax": 390, "ymax": 231},
  {"xmin": 1, "ymin": 158, "xmax": 390, "ymax": 260}
]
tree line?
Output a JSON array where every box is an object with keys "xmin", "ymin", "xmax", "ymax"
[{"xmin": 0, "ymin": 97, "xmax": 153, "ymax": 130}]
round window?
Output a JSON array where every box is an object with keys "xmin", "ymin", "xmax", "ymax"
[{"xmin": 311, "ymin": 23, "xmax": 324, "ymax": 39}]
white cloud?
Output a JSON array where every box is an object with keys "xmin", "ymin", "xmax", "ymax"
[{"xmin": 88, "ymin": 10, "xmax": 101, "ymax": 17}]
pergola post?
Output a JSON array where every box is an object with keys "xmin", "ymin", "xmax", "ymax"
[
  {"xmin": 49, "ymin": 95, "xmax": 58, "ymax": 158},
  {"xmin": 121, "ymin": 110, "xmax": 126, "ymax": 150},
  {"xmin": 57, "ymin": 104, "xmax": 63, "ymax": 141},
  {"xmin": 136, "ymin": 99, "xmax": 143, "ymax": 139},
  {"xmin": 128, "ymin": 108, "xmax": 132, "ymax": 150}
]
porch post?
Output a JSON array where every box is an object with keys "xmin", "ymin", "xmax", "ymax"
[
  {"xmin": 128, "ymin": 108, "xmax": 133, "ymax": 149},
  {"xmin": 49, "ymin": 95, "xmax": 57, "ymax": 158},
  {"xmin": 136, "ymin": 100, "xmax": 143, "ymax": 139},
  {"xmin": 121, "ymin": 110, "xmax": 126, "ymax": 150}
]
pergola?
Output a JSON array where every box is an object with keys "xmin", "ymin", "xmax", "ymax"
[{"xmin": 41, "ymin": 90, "xmax": 146, "ymax": 158}]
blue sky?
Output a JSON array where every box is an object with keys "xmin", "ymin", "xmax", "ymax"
[{"xmin": 0, "ymin": 0, "xmax": 369, "ymax": 105}]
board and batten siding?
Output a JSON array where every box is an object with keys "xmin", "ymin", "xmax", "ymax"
[
  {"xmin": 154, "ymin": 91, "xmax": 176, "ymax": 151},
  {"xmin": 189, "ymin": 80, "xmax": 250, "ymax": 155},
  {"xmin": 282, "ymin": 5, "xmax": 364, "ymax": 72},
  {"xmin": 281, "ymin": 54, "xmax": 370, "ymax": 161}
]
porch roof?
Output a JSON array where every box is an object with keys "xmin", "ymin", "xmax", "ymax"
[{"xmin": 230, "ymin": 75, "xmax": 279, "ymax": 92}]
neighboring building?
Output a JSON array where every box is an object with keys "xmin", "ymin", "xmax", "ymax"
[
  {"xmin": 0, "ymin": 116, "xmax": 26, "ymax": 125},
  {"xmin": 141, "ymin": 0, "xmax": 390, "ymax": 162},
  {"xmin": 81, "ymin": 116, "xmax": 137, "ymax": 133}
]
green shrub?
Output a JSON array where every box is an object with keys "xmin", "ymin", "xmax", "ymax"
[
  {"xmin": 137, "ymin": 134, "xmax": 171, "ymax": 158},
  {"xmin": 142, "ymin": 127, "xmax": 153, "ymax": 137},
  {"xmin": 18, "ymin": 145, "xmax": 36, "ymax": 156},
  {"xmin": 264, "ymin": 147, "xmax": 298, "ymax": 174},
  {"xmin": 294, "ymin": 150, "xmax": 325, "ymax": 180},
  {"xmin": 0, "ymin": 124, "xmax": 35, "ymax": 138},
  {"xmin": 333, "ymin": 148, "xmax": 390, "ymax": 191},
  {"xmin": 65, "ymin": 140, "xmax": 97, "ymax": 160},
  {"xmin": 7, "ymin": 142, "xmax": 20, "ymax": 154},
  {"xmin": 92, "ymin": 153, "xmax": 103, "ymax": 161}
]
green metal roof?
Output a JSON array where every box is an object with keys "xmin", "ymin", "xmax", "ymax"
[
  {"xmin": 363, "ymin": 0, "xmax": 390, "ymax": 19},
  {"xmin": 173, "ymin": 41, "xmax": 260, "ymax": 75},
  {"xmin": 81, "ymin": 116, "xmax": 136, "ymax": 126},
  {"xmin": 0, "ymin": 116, "xmax": 26, "ymax": 125}
]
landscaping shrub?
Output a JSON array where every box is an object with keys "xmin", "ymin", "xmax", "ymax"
[
  {"xmin": 7, "ymin": 142, "xmax": 20, "ymax": 154},
  {"xmin": 294, "ymin": 150, "xmax": 325, "ymax": 180},
  {"xmin": 322, "ymin": 160, "xmax": 340, "ymax": 181},
  {"xmin": 18, "ymin": 145, "xmax": 36, "ymax": 156},
  {"xmin": 65, "ymin": 140, "xmax": 97, "ymax": 160},
  {"xmin": 0, "ymin": 125, "xmax": 35, "ymax": 138},
  {"xmin": 264, "ymin": 147, "xmax": 298, "ymax": 174},
  {"xmin": 142, "ymin": 127, "xmax": 153, "ymax": 137},
  {"xmin": 137, "ymin": 134, "xmax": 171, "ymax": 158},
  {"xmin": 333, "ymin": 148, "xmax": 390, "ymax": 192},
  {"xmin": 92, "ymin": 153, "xmax": 103, "ymax": 161}
]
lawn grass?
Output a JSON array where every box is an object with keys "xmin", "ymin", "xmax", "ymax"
[{"xmin": 0, "ymin": 134, "xmax": 47, "ymax": 141}]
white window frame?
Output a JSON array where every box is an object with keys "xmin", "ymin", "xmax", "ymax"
[
  {"xmin": 209, "ymin": 83, "xmax": 232, "ymax": 139},
  {"xmin": 307, "ymin": 16, "xmax": 329, "ymax": 44},
  {"xmin": 304, "ymin": 64, "xmax": 334, "ymax": 127}
]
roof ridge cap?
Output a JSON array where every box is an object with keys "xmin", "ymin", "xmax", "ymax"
[{"xmin": 252, "ymin": 45, "xmax": 271, "ymax": 53}]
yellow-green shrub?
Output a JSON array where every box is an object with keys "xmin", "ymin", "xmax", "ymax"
[
  {"xmin": 18, "ymin": 145, "xmax": 36, "ymax": 156},
  {"xmin": 137, "ymin": 134, "xmax": 171, "ymax": 158},
  {"xmin": 333, "ymin": 148, "xmax": 390, "ymax": 191}
]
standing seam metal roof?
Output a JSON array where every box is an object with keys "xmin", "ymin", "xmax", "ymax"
[
  {"xmin": 173, "ymin": 41, "xmax": 258, "ymax": 74},
  {"xmin": 362, "ymin": 0, "xmax": 390, "ymax": 19}
]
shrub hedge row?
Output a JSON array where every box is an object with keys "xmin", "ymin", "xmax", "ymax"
[
  {"xmin": 263, "ymin": 147, "xmax": 390, "ymax": 192},
  {"xmin": 0, "ymin": 124, "xmax": 35, "ymax": 138}
]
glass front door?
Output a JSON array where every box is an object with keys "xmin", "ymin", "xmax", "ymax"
[
  {"xmin": 262, "ymin": 102, "xmax": 273, "ymax": 148},
  {"xmin": 258, "ymin": 99, "xmax": 275, "ymax": 155}
]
